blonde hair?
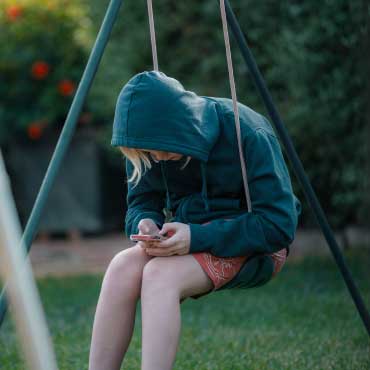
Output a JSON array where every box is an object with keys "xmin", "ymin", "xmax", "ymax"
[{"xmin": 119, "ymin": 147, "xmax": 191, "ymax": 187}]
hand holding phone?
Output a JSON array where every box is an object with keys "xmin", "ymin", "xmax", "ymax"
[
  {"xmin": 130, "ymin": 234, "xmax": 166, "ymax": 242},
  {"xmin": 134, "ymin": 218, "xmax": 162, "ymax": 246}
]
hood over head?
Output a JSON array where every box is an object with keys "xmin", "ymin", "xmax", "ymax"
[
  {"xmin": 111, "ymin": 71, "xmax": 219, "ymax": 214},
  {"xmin": 111, "ymin": 71, "xmax": 220, "ymax": 162}
]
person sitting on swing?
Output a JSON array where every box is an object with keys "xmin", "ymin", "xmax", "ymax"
[{"xmin": 88, "ymin": 71, "xmax": 301, "ymax": 370}]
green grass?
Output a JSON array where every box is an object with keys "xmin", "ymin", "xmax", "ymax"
[{"xmin": 1, "ymin": 250, "xmax": 369, "ymax": 369}]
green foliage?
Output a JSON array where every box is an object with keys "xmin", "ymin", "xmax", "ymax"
[
  {"xmin": 1, "ymin": 0, "xmax": 368, "ymax": 227},
  {"xmin": 85, "ymin": 0, "xmax": 369, "ymax": 228},
  {"xmin": 0, "ymin": 0, "xmax": 93, "ymax": 144},
  {"xmin": 275, "ymin": 1, "xmax": 370, "ymax": 227}
]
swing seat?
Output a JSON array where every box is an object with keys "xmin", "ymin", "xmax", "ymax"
[{"xmin": 216, "ymin": 253, "xmax": 275, "ymax": 290}]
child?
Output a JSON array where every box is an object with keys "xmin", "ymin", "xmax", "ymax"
[{"xmin": 88, "ymin": 71, "xmax": 301, "ymax": 370}]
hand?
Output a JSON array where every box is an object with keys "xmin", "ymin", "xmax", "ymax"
[
  {"xmin": 144, "ymin": 222, "xmax": 191, "ymax": 257},
  {"xmin": 136, "ymin": 218, "xmax": 160, "ymax": 249}
]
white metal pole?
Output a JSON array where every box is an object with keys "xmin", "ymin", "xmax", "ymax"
[{"xmin": 0, "ymin": 151, "xmax": 58, "ymax": 370}]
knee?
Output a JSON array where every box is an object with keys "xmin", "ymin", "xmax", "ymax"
[
  {"xmin": 103, "ymin": 246, "xmax": 148, "ymax": 297},
  {"xmin": 141, "ymin": 258, "xmax": 178, "ymax": 297}
]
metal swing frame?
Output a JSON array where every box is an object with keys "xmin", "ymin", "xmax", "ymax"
[
  {"xmin": 0, "ymin": 152, "xmax": 58, "ymax": 370},
  {"xmin": 0, "ymin": 0, "xmax": 368, "ymax": 340}
]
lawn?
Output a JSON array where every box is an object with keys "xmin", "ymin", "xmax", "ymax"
[{"xmin": 0, "ymin": 250, "xmax": 369, "ymax": 369}]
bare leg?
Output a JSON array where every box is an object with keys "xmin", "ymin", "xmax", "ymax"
[
  {"xmin": 141, "ymin": 255, "xmax": 213, "ymax": 370},
  {"xmin": 88, "ymin": 245, "xmax": 153, "ymax": 370}
]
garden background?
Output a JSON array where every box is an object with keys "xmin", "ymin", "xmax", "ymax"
[
  {"xmin": 1, "ymin": 0, "xmax": 369, "ymax": 235},
  {"xmin": 0, "ymin": 1, "xmax": 370, "ymax": 369}
]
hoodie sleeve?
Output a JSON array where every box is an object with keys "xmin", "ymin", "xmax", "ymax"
[
  {"xmin": 125, "ymin": 160, "xmax": 166, "ymax": 237},
  {"xmin": 189, "ymin": 128, "xmax": 301, "ymax": 257}
]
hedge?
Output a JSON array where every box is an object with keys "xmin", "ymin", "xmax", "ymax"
[{"xmin": 0, "ymin": 0, "xmax": 95, "ymax": 144}]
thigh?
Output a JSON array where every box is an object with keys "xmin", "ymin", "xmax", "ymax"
[{"xmin": 142, "ymin": 254, "xmax": 214, "ymax": 301}]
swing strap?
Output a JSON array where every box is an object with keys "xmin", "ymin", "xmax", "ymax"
[
  {"xmin": 146, "ymin": 0, "xmax": 252, "ymax": 212},
  {"xmin": 220, "ymin": 0, "xmax": 252, "ymax": 212},
  {"xmin": 147, "ymin": 0, "xmax": 159, "ymax": 71}
]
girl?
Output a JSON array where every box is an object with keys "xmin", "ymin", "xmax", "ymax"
[{"xmin": 88, "ymin": 71, "xmax": 301, "ymax": 370}]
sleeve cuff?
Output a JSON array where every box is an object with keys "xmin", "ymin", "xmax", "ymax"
[{"xmin": 189, "ymin": 223, "xmax": 211, "ymax": 253}]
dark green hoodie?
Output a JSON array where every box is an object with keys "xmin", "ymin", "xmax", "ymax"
[{"xmin": 112, "ymin": 71, "xmax": 301, "ymax": 289}]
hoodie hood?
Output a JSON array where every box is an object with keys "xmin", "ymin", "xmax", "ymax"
[
  {"xmin": 111, "ymin": 71, "xmax": 220, "ymax": 215},
  {"xmin": 111, "ymin": 71, "xmax": 220, "ymax": 162}
]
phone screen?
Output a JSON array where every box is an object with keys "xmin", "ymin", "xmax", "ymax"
[{"xmin": 130, "ymin": 234, "xmax": 165, "ymax": 242}]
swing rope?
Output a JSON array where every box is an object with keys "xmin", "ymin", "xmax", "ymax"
[
  {"xmin": 147, "ymin": 0, "xmax": 159, "ymax": 71},
  {"xmin": 146, "ymin": 0, "xmax": 252, "ymax": 212},
  {"xmin": 220, "ymin": 0, "xmax": 252, "ymax": 212}
]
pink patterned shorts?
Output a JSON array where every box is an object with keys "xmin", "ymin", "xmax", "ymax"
[
  {"xmin": 189, "ymin": 248, "xmax": 287, "ymax": 300},
  {"xmin": 180, "ymin": 219, "xmax": 288, "ymax": 301},
  {"xmin": 194, "ymin": 248, "xmax": 287, "ymax": 289}
]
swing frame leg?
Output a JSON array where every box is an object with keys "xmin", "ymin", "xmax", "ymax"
[
  {"xmin": 0, "ymin": 152, "xmax": 58, "ymax": 370},
  {"xmin": 0, "ymin": 0, "xmax": 125, "ymax": 328},
  {"xmin": 223, "ymin": 0, "xmax": 370, "ymax": 337}
]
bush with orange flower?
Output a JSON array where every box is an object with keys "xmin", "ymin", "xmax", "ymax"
[{"xmin": 0, "ymin": 0, "xmax": 94, "ymax": 144}]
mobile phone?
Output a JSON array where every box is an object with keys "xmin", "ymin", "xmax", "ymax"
[{"xmin": 130, "ymin": 234, "xmax": 166, "ymax": 242}]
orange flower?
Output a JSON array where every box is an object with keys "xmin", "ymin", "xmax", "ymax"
[
  {"xmin": 6, "ymin": 5, "xmax": 23, "ymax": 21},
  {"xmin": 27, "ymin": 122, "xmax": 44, "ymax": 140},
  {"xmin": 31, "ymin": 61, "xmax": 50, "ymax": 80},
  {"xmin": 58, "ymin": 80, "xmax": 75, "ymax": 97}
]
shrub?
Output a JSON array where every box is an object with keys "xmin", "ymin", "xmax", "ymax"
[{"xmin": 0, "ymin": 0, "xmax": 93, "ymax": 145}]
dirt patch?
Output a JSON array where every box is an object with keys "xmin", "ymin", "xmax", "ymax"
[{"xmin": 30, "ymin": 233, "xmax": 133, "ymax": 278}]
